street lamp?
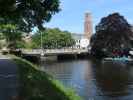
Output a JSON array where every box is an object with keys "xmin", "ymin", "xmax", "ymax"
[
  {"xmin": 40, "ymin": 31, "xmax": 44, "ymax": 56},
  {"xmin": 40, "ymin": 31, "xmax": 42, "ymax": 50}
]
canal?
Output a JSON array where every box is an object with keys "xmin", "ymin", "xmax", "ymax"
[{"xmin": 41, "ymin": 59, "xmax": 133, "ymax": 100}]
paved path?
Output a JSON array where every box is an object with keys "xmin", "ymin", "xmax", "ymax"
[{"xmin": 0, "ymin": 55, "xmax": 18, "ymax": 100}]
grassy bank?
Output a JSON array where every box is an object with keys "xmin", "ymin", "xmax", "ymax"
[{"xmin": 12, "ymin": 56, "xmax": 81, "ymax": 100}]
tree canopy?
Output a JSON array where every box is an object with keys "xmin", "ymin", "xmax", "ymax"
[
  {"xmin": 0, "ymin": 24, "xmax": 23, "ymax": 49},
  {"xmin": 32, "ymin": 28, "xmax": 75, "ymax": 49},
  {"xmin": 0, "ymin": 0, "xmax": 60, "ymax": 32},
  {"xmin": 91, "ymin": 13, "xmax": 133, "ymax": 57}
]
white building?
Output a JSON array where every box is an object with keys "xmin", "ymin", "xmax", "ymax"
[{"xmin": 72, "ymin": 33, "xmax": 90, "ymax": 49}]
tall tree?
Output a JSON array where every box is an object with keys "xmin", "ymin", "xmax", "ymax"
[
  {"xmin": 32, "ymin": 28, "xmax": 75, "ymax": 49},
  {"xmin": 0, "ymin": 24, "xmax": 22, "ymax": 49},
  {"xmin": 91, "ymin": 13, "xmax": 133, "ymax": 57},
  {"xmin": 0, "ymin": 0, "xmax": 60, "ymax": 32}
]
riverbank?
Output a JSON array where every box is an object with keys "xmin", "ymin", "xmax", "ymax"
[{"xmin": 12, "ymin": 56, "xmax": 81, "ymax": 100}]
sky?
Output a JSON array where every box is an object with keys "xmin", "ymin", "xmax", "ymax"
[{"xmin": 45, "ymin": 0, "xmax": 133, "ymax": 34}]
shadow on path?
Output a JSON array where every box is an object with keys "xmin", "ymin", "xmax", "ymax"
[{"xmin": 0, "ymin": 57, "xmax": 18, "ymax": 100}]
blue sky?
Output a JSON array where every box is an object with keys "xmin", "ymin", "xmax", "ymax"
[{"xmin": 45, "ymin": 0, "xmax": 133, "ymax": 34}]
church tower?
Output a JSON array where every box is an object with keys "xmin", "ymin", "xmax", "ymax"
[{"xmin": 84, "ymin": 12, "xmax": 93, "ymax": 39}]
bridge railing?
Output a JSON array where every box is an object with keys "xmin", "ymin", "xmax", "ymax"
[{"xmin": 22, "ymin": 48, "xmax": 89, "ymax": 55}]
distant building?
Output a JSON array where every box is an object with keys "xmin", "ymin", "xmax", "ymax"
[
  {"xmin": 22, "ymin": 33, "xmax": 32, "ymax": 43},
  {"xmin": 72, "ymin": 12, "xmax": 93, "ymax": 49}
]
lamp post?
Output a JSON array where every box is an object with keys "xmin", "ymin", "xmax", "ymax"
[
  {"xmin": 40, "ymin": 31, "xmax": 44, "ymax": 56},
  {"xmin": 40, "ymin": 31, "xmax": 42, "ymax": 50}
]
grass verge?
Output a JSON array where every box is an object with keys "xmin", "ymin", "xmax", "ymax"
[{"xmin": 12, "ymin": 56, "xmax": 81, "ymax": 100}]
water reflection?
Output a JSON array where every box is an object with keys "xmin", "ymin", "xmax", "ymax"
[
  {"xmin": 92, "ymin": 60, "xmax": 133, "ymax": 100},
  {"xmin": 42, "ymin": 59, "xmax": 133, "ymax": 100}
]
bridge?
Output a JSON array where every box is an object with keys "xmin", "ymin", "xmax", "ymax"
[
  {"xmin": 22, "ymin": 48, "xmax": 89, "ymax": 56},
  {"xmin": 21, "ymin": 48, "xmax": 90, "ymax": 61}
]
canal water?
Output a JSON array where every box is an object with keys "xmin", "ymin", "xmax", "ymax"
[{"xmin": 41, "ymin": 59, "xmax": 133, "ymax": 100}]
